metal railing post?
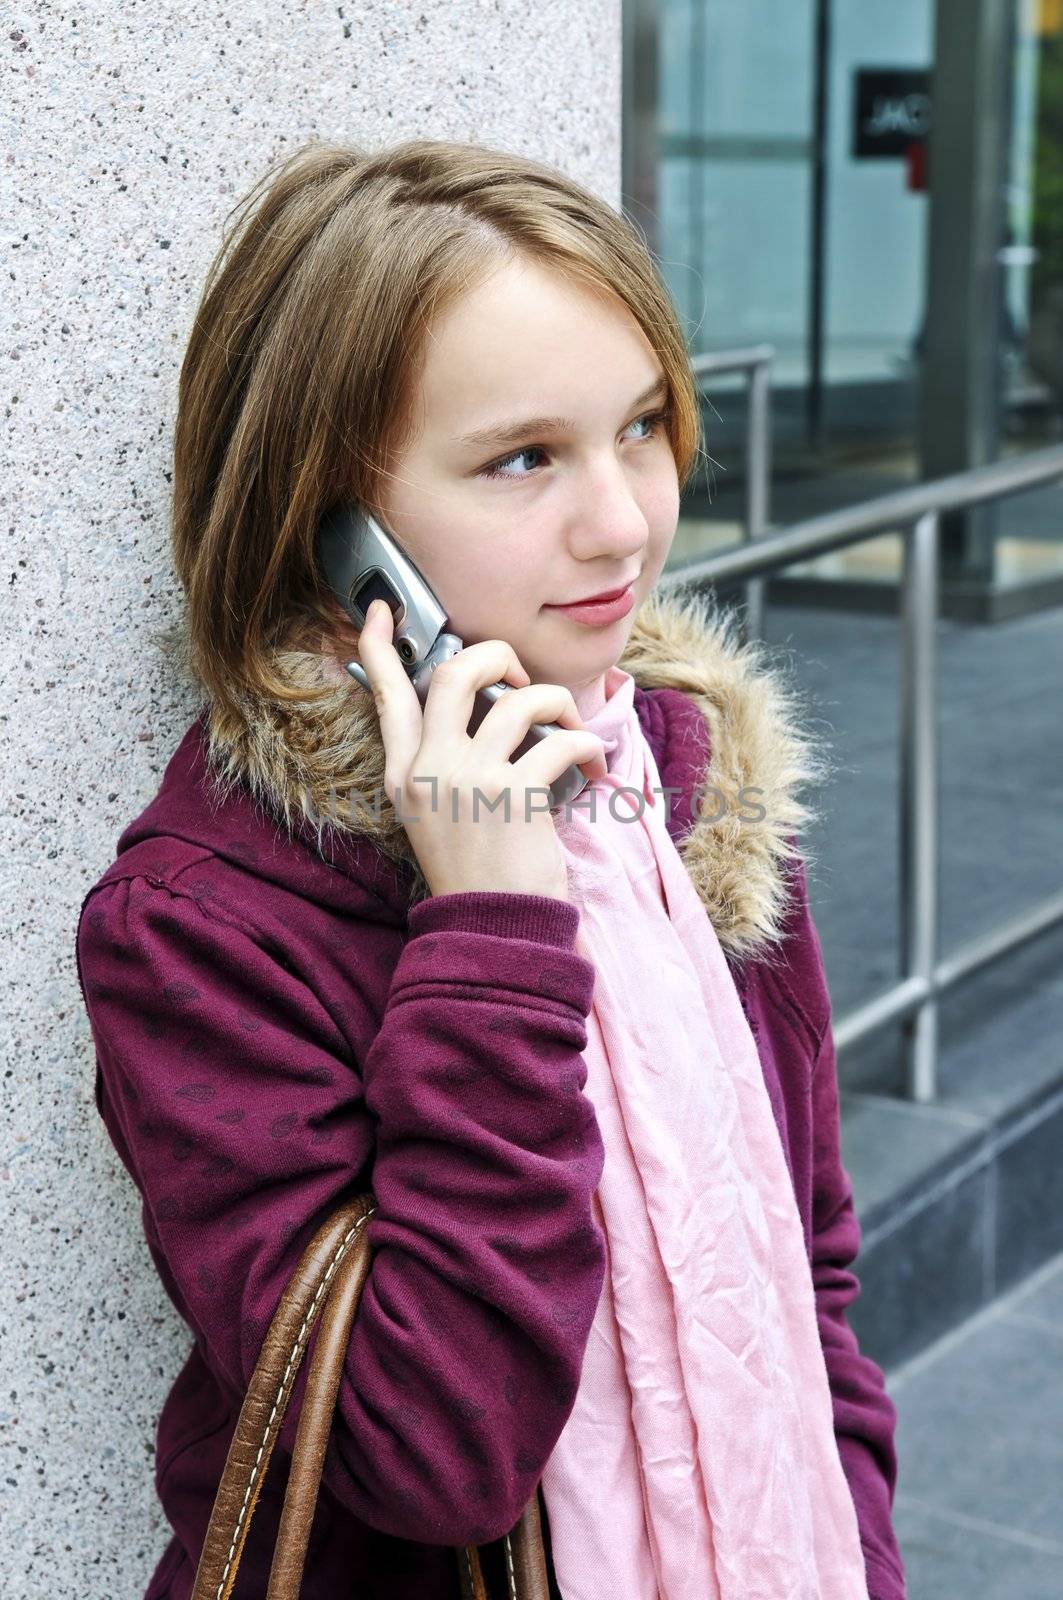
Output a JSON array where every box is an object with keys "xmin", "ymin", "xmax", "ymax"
[
  {"xmin": 688, "ymin": 345, "xmax": 775, "ymax": 646},
  {"xmin": 743, "ymin": 354, "xmax": 772, "ymax": 642},
  {"xmin": 899, "ymin": 512, "xmax": 942, "ymax": 1102},
  {"xmin": 659, "ymin": 442, "xmax": 1063, "ymax": 1103}
]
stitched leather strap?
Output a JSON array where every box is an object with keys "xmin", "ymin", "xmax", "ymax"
[
  {"xmin": 191, "ymin": 1196, "xmax": 376, "ymax": 1600},
  {"xmin": 456, "ymin": 1487, "xmax": 551, "ymax": 1600},
  {"xmin": 457, "ymin": 1541, "xmax": 491, "ymax": 1600},
  {"xmin": 266, "ymin": 1202, "xmax": 376, "ymax": 1596},
  {"xmin": 503, "ymin": 1488, "xmax": 551, "ymax": 1600},
  {"xmin": 190, "ymin": 1190, "xmax": 551, "ymax": 1599}
]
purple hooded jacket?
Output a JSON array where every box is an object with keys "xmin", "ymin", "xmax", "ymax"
[{"xmin": 74, "ymin": 591, "xmax": 906, "ymax": 1600}]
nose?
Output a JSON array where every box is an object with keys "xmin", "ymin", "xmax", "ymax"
[{"xmin": 565, "ymin": 455, "xmax": 650, "ymax": 567}]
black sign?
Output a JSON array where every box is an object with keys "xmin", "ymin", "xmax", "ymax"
[{"xmin": 852, "ymin": 68, "xmax": 932, "ymax": 158}]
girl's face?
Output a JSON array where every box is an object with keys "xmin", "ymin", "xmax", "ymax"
[{"xmin": 338, "ymin": 254, "xmax": 681, "ymax": 719}]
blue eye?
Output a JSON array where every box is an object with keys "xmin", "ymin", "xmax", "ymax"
[{"xmin": 479, "ymin": 409, "xmax": 671, "ymax": 481}]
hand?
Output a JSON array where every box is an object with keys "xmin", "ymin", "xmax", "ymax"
[{"xmin": 353, "ymin": 599, "xmax": 607, "ymax": 902}]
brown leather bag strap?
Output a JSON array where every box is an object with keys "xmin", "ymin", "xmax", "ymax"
[
  {"xmin": 193, "ymin": 1189, "xmax": 551, "ymax": 1600},
  {"xmin": 456, "ymin": 1488, "xmax": 550, "ymax": 1600},
  {"xmin": 501, "ymin": 1488, "xmax": 551, "ymax": 1600},
  {"xmin": 456, "ymin": 1541, "xmax": 491, "ymax": 1600},
  {"xmin": 273, "ymin": 1249, "xmax": 554, "ymax": 1600},
  {"xmin": 191, "ymin": 1195, "xmax": 377, "ymax": 1600},
  {"xmin": 456, "ymin": 1499, "xmax": 550, "ymax": 1600},
  {"xmin": 275, "ymin": 1238, "xmax": 551, "ymax": 1600},
  {"xmin": 266, "ymin": 1197, "xmax": 376, "ymax": 1596}
]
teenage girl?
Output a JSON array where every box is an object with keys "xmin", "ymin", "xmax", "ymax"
[{"xmin": 76, "ymin": 137, "xmax": 906, "ymax": 1600}]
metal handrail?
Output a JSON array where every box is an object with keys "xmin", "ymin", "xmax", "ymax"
[
  {"xmin": 689, "ymin": 347, "xmax": 774, "ymax": 640},
  {"xmin": 662, "ymin": 443, "xmax": 1063, "ymax": 1102}
]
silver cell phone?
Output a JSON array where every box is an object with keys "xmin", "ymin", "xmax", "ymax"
[{"xmin": 315, "ymin": 502, "xmax": 591, "ymax": 810}]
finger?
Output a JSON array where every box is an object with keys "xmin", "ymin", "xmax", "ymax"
[
  {"xmin": 513, "ymin": 729, "xmax": 609, "ymax": 789},
  {"xmin": 354, "ymin": 599, "xmax": 424, "ymax": 781},
  {"xmin": 418, "ymin": 640, "xmax": 532, "ymax": 748},
  {"xmin": 530, "ymin": 684, "xmax": 588, "ymax": 732},
  {"xmin": 469, "ymin": 682, "xmax": 581, "ymax": 766}
]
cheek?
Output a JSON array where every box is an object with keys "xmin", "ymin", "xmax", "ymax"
[
  {"xmin": 429, "ymin": 542, "xmax": 541, "ymax": 645},
  {"xmin": 400, "ymin": 522, "xmax": 492, "ymax": 618},
  {"xmin": 648, "ymin": 461, "xmax": 681, "ymax": 524},
  {"xmin": 641, "ymin": 470, "xmax": 681, "ymax": 556}
]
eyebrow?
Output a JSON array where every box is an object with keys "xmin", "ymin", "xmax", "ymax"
[{"xmin": 455, "ymin": 375, "xmax": 670, "ymax": 451}]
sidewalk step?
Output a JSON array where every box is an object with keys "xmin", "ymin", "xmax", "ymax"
[
  {"xmin": 836, "ymin": 874, "xmax": 1063, "ymax": 1370},
  {"xmin": 842, "ymin": 1061, "xmax": 1063, "ymax": 1371},
  {"xmin": 884, "ymin": 1250, "xmax": 1063, "ymax": 1599},
  {"xmin": 751, "ymin": 602, "xmax": 1063, "ymax": 1371}
]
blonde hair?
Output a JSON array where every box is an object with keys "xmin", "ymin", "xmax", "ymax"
[{"xmin": 166, "ymin": 136, "xmax": 704, "ymax": 719}]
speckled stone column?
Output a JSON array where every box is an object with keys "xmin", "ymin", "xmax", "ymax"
[{"xmin": 1, "ymin": 4, "xmax": 621, "ymax": 1593}]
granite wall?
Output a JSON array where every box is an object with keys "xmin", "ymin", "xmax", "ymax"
[{"xmin": 1, "ymin": 4, "xmax": 621, "ymax": 1592}]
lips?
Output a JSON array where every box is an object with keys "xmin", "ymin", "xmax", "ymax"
[{"xmin": 548, "ymin": 582, "xmax": 634, "ymax": 607}]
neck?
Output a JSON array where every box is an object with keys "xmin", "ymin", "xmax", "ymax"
[{"xmin": 570, "ymin": 668, "xmax": 620, "ymax": 722}]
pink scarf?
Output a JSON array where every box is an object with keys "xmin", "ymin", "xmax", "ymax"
[{"xmin": 540, "ymin": 664, "xmax": 869, "ymax": 1600}]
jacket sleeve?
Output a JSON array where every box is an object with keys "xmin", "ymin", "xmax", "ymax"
[
  {"xmin": 811, "ymin": 1021, "xmax": 907, "ymax": 1600},
  {"xmin": 75, "ymin": 871, "xmax": 607, "ymax": 1548},
  {"xmin": 792, "ymin": 857, "xmax": 907, "ymax": 1600}
]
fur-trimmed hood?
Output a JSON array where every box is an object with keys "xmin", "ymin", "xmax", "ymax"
[{"xmin": 196, "ymin": 583, "xmax": 832, "ymax": 962}]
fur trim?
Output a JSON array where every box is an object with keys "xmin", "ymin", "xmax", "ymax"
[
  {"xmin": 617, "ymin": 581, "xmax": 833, "ymax": 961},
  {"xmin": 194, "ymin": 581, "xmax": 833, "ymax": 960}
]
